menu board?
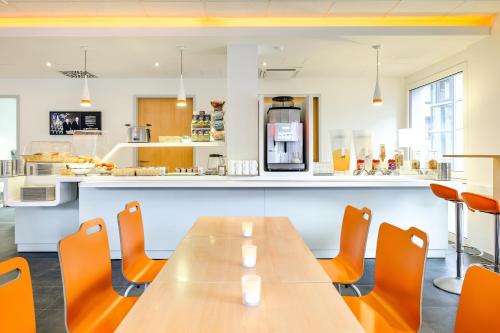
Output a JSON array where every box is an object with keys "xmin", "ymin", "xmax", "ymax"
[{"xmin": 50, "ymin": 111, "xmax": 102, "ymax": 135}]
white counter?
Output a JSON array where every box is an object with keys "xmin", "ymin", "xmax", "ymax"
[
  {"xmin": 4, "ymin": 175, "xmax": 464, "ymax": 259},
  {"xmin": 72, "ymin": 175, "xmax": 434, "ymax": 188}
]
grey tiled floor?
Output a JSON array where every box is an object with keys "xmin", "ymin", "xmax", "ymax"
[{"xmin": 0, "ymin": 207, "xmax": 487, "ymax": 333}]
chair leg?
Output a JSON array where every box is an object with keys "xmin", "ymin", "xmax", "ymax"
[
  {"xmin": 124, "ymin": 284, "xmax": 136, "ymax": 297},
  {"xmin": 433, "ymin": 202, "xmax": 465, "ymax": 295},
  {"xmin": 495, "ymin": 214, "xmax": 500, "ymax": 273},
  {"xmin": 348, "ymin": 284, "xmax": 362, "ymax": 297}
]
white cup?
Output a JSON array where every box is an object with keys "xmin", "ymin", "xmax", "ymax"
[
  {"xmin": 235, "ymin": 160, "xmax": 243, "ymax": 175},
  {"xmin": 241, "ymin": 274, "xmax": 261, "ymax": 306},
  {"xmin": 242, "ymin": 244, "xmax": 257, "ymax": 268},
  {"xmin": 242, "ymin": 221, "xmax": 253, "ymax": 237},
  {"xmin": 227, "ymin": 160, "xmax": 236, "ymax": 175},
  {"xmin": 242, "ymin": 160, "xmax": 250, "ymax": 175}
]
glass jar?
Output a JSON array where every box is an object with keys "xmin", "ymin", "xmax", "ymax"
[
  {"xmin": 379, "ymin": 144, "xmax": 386, "ymax": 162},
  {"xmin": 394, "ymin": 149, "xmax": 404, "ymax": 169},
  {"xmin": 428, "ymin": 150, "xmax": 438, "ymax": 170},
  {"xmin": 411, "ymin": 150, "xmax": 421, "ymax": 170}
]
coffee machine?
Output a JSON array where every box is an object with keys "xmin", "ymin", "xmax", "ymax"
[{"xmin": 266, "ymin": 96, "xmax": 305, "ymax": 171}]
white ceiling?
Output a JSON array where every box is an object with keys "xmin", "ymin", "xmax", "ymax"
[
  {"xmin": 0, "ymin": 34, "xmax": 486, "ymax": 78},
  {"xmin": 0, "ymin": 0, "xmax": 500, "ymax": 17}
]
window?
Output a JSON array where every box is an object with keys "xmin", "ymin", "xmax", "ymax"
[{"xmin": 409, "ymin": 72, "xmax": 464, "ymax": 172}]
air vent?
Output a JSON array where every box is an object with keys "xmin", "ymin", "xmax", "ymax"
[
  {"xmin": 259, "ymin": 68, "xmax": 301, "ymax": 80},
  {"xmin": 59, "ymin": 71, "xmax": 98, "ymax": 79}
]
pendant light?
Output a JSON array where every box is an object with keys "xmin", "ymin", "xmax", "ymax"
[
  {"xmin": 80, "ymin": 47, "xmax": 92, "ymax": 108},
  {"xmin": 372, "ymin": 45, "xmax": 382, "ymax": 107},
  {"xmin": 177, "ymin": 46, "xmax": 187, "ymax": 107}
]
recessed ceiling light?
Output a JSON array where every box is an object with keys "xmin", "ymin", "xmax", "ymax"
[
  {"xmin": 262, "ymin": 61, "xmax": 267, "ymax": 67},
  {"xmin": 45, "ymin": 61, "xmax": 52, "ymax": 68},
  {"xmin": 154, "ymin": 62, "xmax": 160, "ymax": 67}
]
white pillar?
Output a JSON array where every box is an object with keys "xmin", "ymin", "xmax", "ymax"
[{"xmin": 225, "ymin": 44, "xmax": 258, "ymax": 160}]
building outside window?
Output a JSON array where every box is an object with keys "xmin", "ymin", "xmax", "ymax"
[{"xmin": 409, "ymin": 72, "xmax": 464, "ymax": 172}]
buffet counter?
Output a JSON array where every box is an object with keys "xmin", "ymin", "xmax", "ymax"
[{"xmin": 3, "ymin": 175, "xmax": 464, "ymax": 259}]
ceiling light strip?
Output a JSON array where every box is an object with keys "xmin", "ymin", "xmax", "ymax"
[{"xmin": 0, "ymin": 16, "xmax": 493, "ymax": 28}]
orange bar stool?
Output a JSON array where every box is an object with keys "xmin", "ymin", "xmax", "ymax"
[
  {"xmin": 343, "ymin": 223, "xmax": 428, "ymax": 333},
  {"xmin": 118, "ymin": 201, "xmax": 167, "ymax": 296},
  {"xmin": 462, "ymin": 192, "xmax": 500, "ymax": 273},
  {"xmin": 58, "ymin": 218, "xmax": 138, "ymax": 333},
  {"xmin": 0, "ymin": 257, "xmax": 36, "ymax": 333},
  {"xmin": 430, "ymin": 183, "xmax": 477, "ymax": 294},
  {"xmin": 318, "ymin": 205, "xmax": 372, "ymax": 296},
  {"xmin": 454, "ymin": 265, "xmax": 500, "ymax": 333}
]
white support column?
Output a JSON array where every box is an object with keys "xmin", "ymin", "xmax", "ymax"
[{"xmin": 225, "ymin": 44, "xmax": 258, "ymax": 160}]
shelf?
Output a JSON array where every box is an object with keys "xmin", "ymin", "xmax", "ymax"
[
  {"xmin": 444, "ymin": 154, "xmax": 500, "ymax": 158},
  {"xmin": 101, "ymin": 141, "xmax": 225, "ymax": 162}
]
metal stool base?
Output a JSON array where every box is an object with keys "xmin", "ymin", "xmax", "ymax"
[
  {"xmin": 451, "ymin": 244, "xmax": 483, "ymax": 256},
  {"xmin": 433, "ymin": 276, "xmax": 464, "ymax": 295}
]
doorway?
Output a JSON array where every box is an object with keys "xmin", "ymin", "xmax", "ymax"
[{"xmin": 136, "ymin": 97, "xmax": 194, "ymax": 171}]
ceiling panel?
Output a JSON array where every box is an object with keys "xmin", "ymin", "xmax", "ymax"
[
  {"xmin": 0, "ymin": 1, "xmax": 146, "ymax": 16},
  {"xmin": 329, "ymin": 0, "xmax": 398, "ymax": 15},
  {"xmin": 390, "ymin": 0, "xmax": 464, "ymax": 14},
  {"xmin": 142, "ymin": 2, "xmax": 205, "ymax": 16},
  {"xmin": 267, "ymin": 1, "xmax": 332, "ymax": 16},
  {"xmin": 205, "ymin": 1, "xmax": 269, "ymax": 17},
  {"xmin": 453, "ymin": 0, "xmax": 500, "ymax": 14}
]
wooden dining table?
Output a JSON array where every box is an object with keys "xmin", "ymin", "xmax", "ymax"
[{"xmin": 116, "ymin": 216, "xmax": 365, "ymax": 333}]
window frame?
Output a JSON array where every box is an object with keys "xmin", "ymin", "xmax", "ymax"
[{"xmin": 406, "ymin": 63, "xmax": 467, "ymax": 179}]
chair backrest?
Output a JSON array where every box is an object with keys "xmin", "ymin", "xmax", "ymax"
[
  {"xmin": 430, "ymin": 183, "xmax": 461, "ymax": 202},
  {"xmin": 58, "ymin": 218, "xmax": 114, "ymax": 332},
  {"xmin": 454, "ymin": 265, "xmax": 500, "ymax": 333},
  {"xmin": 118, "ymin": 201, "xmax": 149, "ymax": 280},
  {"xmin": 337, "ymin": 205, "xmax": 372, "ymax": 279},
  {"xmin": 0, "ymin": 257, "xmax": 36, "ymax": 333},
  {"xmin": 373, "ymin": 223, "xmax": 428, "ymax": 332},
  {"xmin": 461, "ymin": 192, "xmax": 500, "ymax": 214}
]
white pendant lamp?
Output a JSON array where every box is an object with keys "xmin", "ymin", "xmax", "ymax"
[
  {"xmin": 372, "ymin": 45, "xmax": 383, "ymax": 107},
  {"xmin": 177, "ymin": 46, "xmax": 187, "ymax": 107},
  {"xmin": 80, "ymin": 47, "xmax": 92, "ymax": 108}
]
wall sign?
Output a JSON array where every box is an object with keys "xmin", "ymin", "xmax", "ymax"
[{"xmin": 50, "ymin": 111, "xmax": 102, "ymax": 135}]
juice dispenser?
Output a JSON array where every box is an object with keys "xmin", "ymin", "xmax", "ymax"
[{"xmin": 329, "ymin": 129, "xmax": 351, "ymax": 174}]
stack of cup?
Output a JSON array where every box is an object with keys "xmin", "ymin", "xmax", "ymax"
[{"xmin": 227, "ymin": 160, "xmax": 258, "ymax": 176}]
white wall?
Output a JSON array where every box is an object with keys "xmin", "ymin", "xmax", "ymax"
[
  {"xmin": 406, "ymin": 19, "xmax": 500, "ymax": 256},
  {"xmin": 259, "ymin": 76, "xmax": 406, "ymax": 164},
  {"xmin": 0, "ymin": 78, "xmax": 226, "ymax": 167},
  {"xmin": 0, "ymin": 75, "xmax": 405, "ymax": 169}
]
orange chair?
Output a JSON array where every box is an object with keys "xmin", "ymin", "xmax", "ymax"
[
  {"xmin": 454, "ymin": 265, "xmax": 500, "ymax": 333},
  {"xmin": 58, "ymin": 218, "xmax": 138, "ymax": 333},
  {"xmin": 118, "ymin": 201, "xmax": 167, "ymax": 296},
  {"xmin": 318, "ymin": 205, "xmax": 372, "ymax": 296},
  {"xmin": 0, "ymin": 257, "xmax": 36, "ymax": 333},
  {"xmin": 461, "ymin": 192, "xmax": 500, "ymax": 273},
  {"xmin": 343, "ymin": 223, "xmax": 428, "ymax": 333}
]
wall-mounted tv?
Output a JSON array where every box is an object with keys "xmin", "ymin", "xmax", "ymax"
[{"xmin": 49, "ymin": 111, "xmax": 102, "ymax": 135}]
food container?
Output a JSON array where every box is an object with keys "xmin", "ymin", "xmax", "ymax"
[
  {"xmin": 271, "ymin": 96, "xmax": 294, "ymax": 108},
  {"xmin": 329, "ymin": 129, "xmax": 351, "ymax": 174},
  {"xmin": 428, "ymin": 150, "xmax": 438, "ymax": 170},
  {"xmin": 158, "ymin": 136, "xmax": 181, "ymax": 143},
  {"xmin": 125, "ymin": 124, "xmax": 151, "ymax": 143},
  {"xmin": 353, "ymin": 130, "xmax": 373, "ymax": 170},
  {"xmin": 14, "ymin": 158, "xmax": 26, "ymax": 176},
  {"xmin": 22, "ymin": 141, "xmax": 73, "ymax": 163},
  {"xmin": 0, "ymin": 160, "xmax": 14, "ymax": 177},
  {"xmin": 411, "ymin": 150, "xmax": 421, "ymax": 170},
  {"xmin": 437, "ymin": 162, "xmax": 451, "ymax": 181},
  {"xmin": 210, "ymin": 100, "xmax": 225, "ymax": 111}
]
